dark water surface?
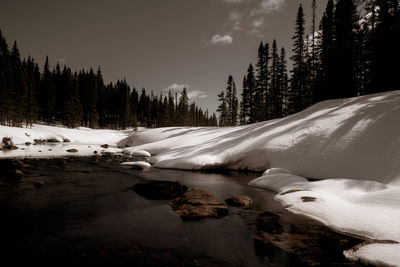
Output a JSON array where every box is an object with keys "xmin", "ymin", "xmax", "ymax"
[{"xmin": 0, "ymin": 157, "xmax": 364, "ymax": 266}]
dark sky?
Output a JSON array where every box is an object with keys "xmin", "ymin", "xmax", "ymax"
[{"xmin": 0, "ymin": 0, "xmax": 327, "ymax": 113}]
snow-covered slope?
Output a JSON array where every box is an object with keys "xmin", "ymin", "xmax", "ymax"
[
  {"xmin": 120, "ymin": 90, "xmax": 400, "ymax": 186},
  {"xmin": 119, "ymin": 90, "xmax": 400, "ymax": 266}
]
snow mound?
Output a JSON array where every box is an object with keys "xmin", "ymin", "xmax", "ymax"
[
  {"xmin": 122, "ymin": 148, "xmax": 151, "ymax": 158},
  {"xmin": 120, "ymin": 91, "xmax": 400, "ymax": 186},
  {"xmin": 249, "ymin": 173, "xmax": 308, "ymax": 193},
  {"xmin": 344, "ymin": 243, "xmax": 400, "ymax": 267},
  {"xmin": 120, "ymin": 161, "xmax": 151, "ymax": 170}
]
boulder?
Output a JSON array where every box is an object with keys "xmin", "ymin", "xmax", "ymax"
[
  {"xmin": 169, "ymin": 188, "xmax": 229, "ymax": 220},
  {"xmin": 1, "ymin": 137, "xmax": 13, "ymax": 147},
  {"xmin": 25, "ymin": 142, "xmax": 32, "ymax": 146},
  {"xmin": 101, "ymin": 144, "xmax": 109, "ymax": 149},
  {"xmin": 34, "ymin": 181, "xmax": 45, "ymax": 188},
  {"xmin": 66, "ymin": 149, "xmax": 78, "ymax": 153},
  {"xmin": 132, "ymin": 180, "xmax": 188, "ymax": 199},
  {"xmin": 225, "ymin": 195, "xmax": 254, "ymax": 208}
]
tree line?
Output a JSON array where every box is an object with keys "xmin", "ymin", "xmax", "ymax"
[
  {"xmin": 218, "ymin": 0, "xmax": 400, "ymax": 126},
  {"xmin": 0, "ymin": 32, "xmax": 218, "ymax": 129}
]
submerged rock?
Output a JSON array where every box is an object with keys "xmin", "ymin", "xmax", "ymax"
[
  {"xmin": 169, "ymin": 188, "xmax": 229, "ymax": 220},
  {"xmin": 34, "ymin": 181, "xmax": 45, "ymax": 188},
  {"xmin": 132, "ymin": 180, "xmax": 188, "ymax": 199},
  {"xmin": 225, "ymin": 195, "xmax": 254, "ymax": 208}
]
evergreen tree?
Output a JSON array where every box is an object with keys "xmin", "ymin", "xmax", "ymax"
[
  {"xmin": 289, "ymin": 4, "xmax": 306, "ymax": 114},
  {"xmin": 225, "ymin": 75, "xmax": 238, "ymax": 126},
  {"xmin": 245, "ymin": 63, "xmax": 256, "ymax": 123},
  {"xmin": 255, "ymin": 42, "xmax": 269, "ymax": 121},
  {"xmin": 239, "ymin": 76, "xmax": 247, "ymax": 125},
  {"xmin": 177, "ymin": 88, "xmax": 189, "ymax": 125},
  {"xmin": 334, "ymin": 0, "xmax": 360, "ymax": 98},
  {"xmin": 217, "ymin": 91, "xmax": 228, "ymax": 126},
  {"xmin": 270, "ymin": 40, "xmax": 280, "ymax": 118},
  {"xmin": 40, "ymin": 56, "xmax": 56, "ymax": 123},
  {"xmin": 278, "ymin": 47, "xmax": 289, "ymax": 117}
]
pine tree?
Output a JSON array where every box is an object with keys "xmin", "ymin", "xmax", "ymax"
[
  {"xmin": 178, "ymin": 88, "xmax": 189, "ymax": 125},
  {"xmin": 40, "ymin": 56, "xmax": 56, "ymax": 123},
  {"xmin": 217, "ymin": 91, "xmax": 228, "ymax": 126},
  {"xmin": 278, "ymin": 47, "xmax": 289, "ymax": 117},
  {"xmin": 225, "ymin": 75, "xmax": 238, "ymax": 126},
  {"xmin": 255, "ymin": 42, "xmax": 269, "ymax": 121},
  {"xmin": 289, "ymin": 4, "xmax": 306, "ymax": 114},
  {"xmin": 246, "ymin": 63, "xmax": 256, "ymax": 123},
  {"xmin": 334, "ymin": 0, "xmax": 360, "ymax": 98},
  {"xmin": 239, "ymin": 76, "xmax": 247, "ymax": 125},
  {"xmin": 270, "ymin": 40, "xmax": 280, "ymax": 118},
  {"xmin": 315, "ymin": 0, "xmax": 335, "ymax": 102}
]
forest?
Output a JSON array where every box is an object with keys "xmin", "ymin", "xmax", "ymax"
[
  {"xmin": 0, "ymin": 37, "xmax": 218, "ymax": 129},
  {"xmin": 217, "ymin": 0, "xmax": 400, "ymax": 126}
]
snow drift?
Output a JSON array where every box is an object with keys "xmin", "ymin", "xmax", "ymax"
[
  {"xmin": 120, "ymin": 90, "xmax": 400, "ymax": 186},
  {"xmin": 118, "ymin": 90, "xmax": 400, "ymax": 266}
]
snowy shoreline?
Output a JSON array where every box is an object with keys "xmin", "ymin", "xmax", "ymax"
[{"xmin": 2, "ymin": 91, "xmax": 400, "ymax": 266}]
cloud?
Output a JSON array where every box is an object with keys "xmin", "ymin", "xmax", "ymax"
[
  {"xmin": 256, "ymin": 0, "xmax": 285, "ymax": 14},
  {"xmin": 164, "ymin": 83, "xmax": 189, "ymax": 92},
  {"xmin": 253, "ymin": 18, "xmax": 264, "ymax": 27},
  {"xmin": 187, "ymin": 90, "xmax": 208, "ymax": 100},
  {"xmin": 207, "ymin": 34, "xmax": 233, "ymax": 45},
  {"xmin": 230, "ymin": 11, "xmax": 243, "ymax": 21},
  {"xmin": 208, "ymin": 34, "xmax": 233, "ymax": 45},
  {"xmin": 163, "ymin": 84, "xmax": 208, "ymax": 101}
]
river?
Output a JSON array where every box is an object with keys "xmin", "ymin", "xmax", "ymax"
[{"xmin": 0, "ymin": 155, "xmax": 365, "ymax": 266}]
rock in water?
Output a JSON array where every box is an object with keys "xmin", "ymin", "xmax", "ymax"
[
  {"xmin": 101, "ymin": 144, "xmax": 109, "ymax": 149},
  {"xmin": 66, "ymin": 149, "xmax": 78, "ymax": 153},
  {"xmin": 34, "ymin": 181, "xmax": 44, "ymax": 188},
  {"xmin": 1, "ymin": 137, "xmax": 13, "ymax": 147},
  {"xmin": 132, "ymin": 180, "xmax": 188, "ymax": 199},
  {"xmin": 225, "ymin": 195, "xmax": 254, "ymax": 208},
  {"xmin": 169, "ymin": 188, "xmax": 229, "ymax": 220}
]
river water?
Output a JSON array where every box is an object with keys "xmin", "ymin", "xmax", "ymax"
[{"xmin": 0, "ymin": 155, "xmax": 364, "ymax": 266}]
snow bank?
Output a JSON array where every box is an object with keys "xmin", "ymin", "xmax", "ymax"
[
  {"xmin": 344, "ymin": 243, "xmax": 400, "ymax": 267},
  {"xmin": 118, "ymin": 90, "xmax": 400, "ymax": 265},
  {"xmin": 0, "ymin": 123, "xmax": 132, "ymax": 145},
  {"xmin": 120, "ymin": 91, "xmax": 400, "ymax": 186},
  {"xmin": 0, "ymin": 124, "xmax": 131, "ymax": 158}
]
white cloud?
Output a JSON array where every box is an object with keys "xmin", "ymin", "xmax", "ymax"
[
  {"xmin": 187, "ymin": 90, "xmax": 208, "ymax": 100},
  {"xmin": 258, "ymin": 0, "xmax": 285, "ymax": 13},
  {"xmin": 230, "ymin": 11, "xmax": 242, "ymax": 21},
  {"xmin": 163, "ymin": 84, "xmax": 208, "ymax": 101},
  {"xmin": 164, "ymin": 83, "xmax": 189, "ymax": 92},
  {"xmin": 208, "ymin": 34, "xmax": 233, "ymax": 45},
  {"xmin": 253, "ymin": 18, "xmax": 264, "ymax": 27}
]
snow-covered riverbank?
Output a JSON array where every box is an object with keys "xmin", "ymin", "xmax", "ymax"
[{"xmin": 2, "ymin": 90, "xmax": 400, "ymax": 265}]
